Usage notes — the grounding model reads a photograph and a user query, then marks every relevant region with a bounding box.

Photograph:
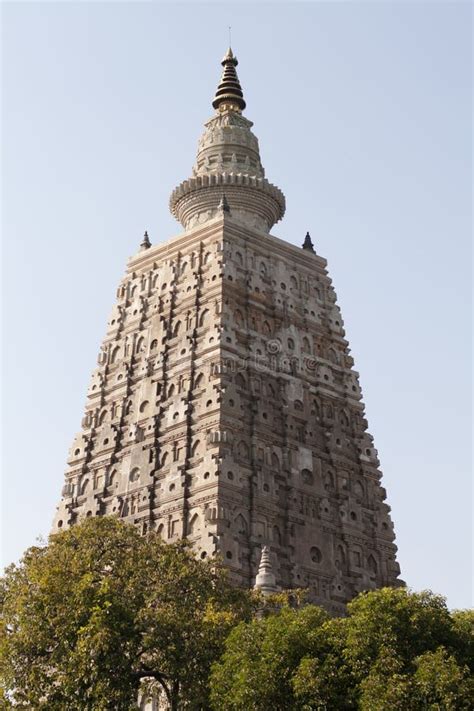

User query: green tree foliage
[345,588,473,710]
[451,608,474,668]
[290,616,356,711]
[2,523,472,710]
[0,517,252,710]
[210,605,348,711]
[210,588,473,711]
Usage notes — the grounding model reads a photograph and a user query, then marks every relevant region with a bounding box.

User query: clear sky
[2,1,472,609]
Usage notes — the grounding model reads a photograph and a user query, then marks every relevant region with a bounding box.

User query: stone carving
[53,216,402,612]
[52,49,401,615]
[254,546,278,596]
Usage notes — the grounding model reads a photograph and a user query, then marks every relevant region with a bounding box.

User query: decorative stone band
[169,171,286,233]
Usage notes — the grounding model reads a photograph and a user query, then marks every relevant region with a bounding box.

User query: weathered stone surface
[53,213,400,614]
[53,49,401,616]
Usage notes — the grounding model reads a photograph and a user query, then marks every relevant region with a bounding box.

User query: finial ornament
[140,230,151,251]
[212,47,246,112]
[302,231,316,253]
[169,49,285,232]
[218,193,230,214]
[254,545,278,596]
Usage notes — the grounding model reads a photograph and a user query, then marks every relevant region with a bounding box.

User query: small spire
[218,193,230,214]
[212,48,246,112]
[254,546,278,596]
[302,231,315,253]
[140,230,151,251]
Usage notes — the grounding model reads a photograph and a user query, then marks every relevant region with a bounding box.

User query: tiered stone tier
[169,49,285,233]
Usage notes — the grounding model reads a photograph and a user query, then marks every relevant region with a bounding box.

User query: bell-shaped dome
[169,49,285,233]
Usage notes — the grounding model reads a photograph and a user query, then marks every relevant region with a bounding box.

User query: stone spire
[53,42,402,616]
[140,230,151,251]
[254,546,278,596]
[169,49,285,233]
[302,231,315,253]
[212,48,246,113]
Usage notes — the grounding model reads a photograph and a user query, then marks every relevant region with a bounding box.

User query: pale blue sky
[2,1,472,609]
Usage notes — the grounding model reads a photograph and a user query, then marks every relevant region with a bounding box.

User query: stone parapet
[170,174,285,232]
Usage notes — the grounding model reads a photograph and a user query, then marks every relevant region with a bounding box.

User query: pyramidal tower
[53,49,401,613]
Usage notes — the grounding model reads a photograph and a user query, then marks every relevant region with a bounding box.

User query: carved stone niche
[61,481,74,499]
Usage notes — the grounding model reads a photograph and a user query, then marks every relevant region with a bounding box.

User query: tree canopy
[1,518,472,710]
[0,517,252,710]
[210,587,473,711]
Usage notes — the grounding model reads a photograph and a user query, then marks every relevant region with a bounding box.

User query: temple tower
[53,48,401,614]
